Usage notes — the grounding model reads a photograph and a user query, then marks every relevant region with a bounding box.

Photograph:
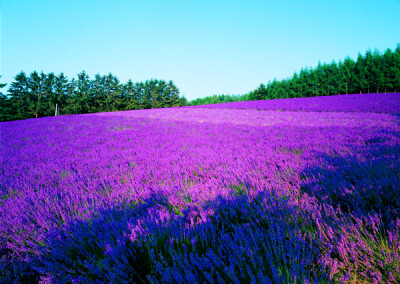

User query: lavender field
[1,93,400,283]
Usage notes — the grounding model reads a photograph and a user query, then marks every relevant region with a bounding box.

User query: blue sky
[1,0,400,100]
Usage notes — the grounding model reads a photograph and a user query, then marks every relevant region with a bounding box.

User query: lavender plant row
[1,93,400,283]
[189,93,400,114]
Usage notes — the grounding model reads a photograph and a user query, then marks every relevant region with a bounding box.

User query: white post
[55,104,58,116]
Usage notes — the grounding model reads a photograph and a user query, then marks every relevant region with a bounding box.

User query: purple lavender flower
[0,93,399,282]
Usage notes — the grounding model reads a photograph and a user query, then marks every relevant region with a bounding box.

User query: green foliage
[248,83,267,100]
[0,72,183,121]
[0,76,13,121]
[2,44,399,121]
[231,183,247,197]
[188,93,248,106]
[247,44,400,102]
[186,42,399,107]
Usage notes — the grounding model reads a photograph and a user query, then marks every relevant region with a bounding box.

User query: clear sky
[1,0,400,101]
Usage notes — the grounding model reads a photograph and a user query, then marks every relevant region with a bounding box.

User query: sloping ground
[189,93,400,114]
[1,93,400,283]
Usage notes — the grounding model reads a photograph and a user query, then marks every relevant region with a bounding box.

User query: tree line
[0,71,184,121]
[188,94,249,106]
[247,44,400,100]
[186,44,400,105]
[1,44,399,121]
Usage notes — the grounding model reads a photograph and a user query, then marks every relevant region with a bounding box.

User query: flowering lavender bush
[192,93,400,114]
[1,93,399,283]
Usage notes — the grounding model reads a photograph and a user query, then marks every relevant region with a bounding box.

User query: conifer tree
[42,73,56,117]
[7,72,29,119]
[249,83,267,100]
[393,44,400,92]
[0,76,12,121]
[26,71,47,118]
[74,71,93,114]
[55,73,74,115]
[168,80,180,107]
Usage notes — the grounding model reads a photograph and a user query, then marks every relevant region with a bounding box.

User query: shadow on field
[4,129,400,282]
[392,113,400,122]
[5,139,400,282]
[0,241,40,283]
[9,188,327,283]
[299,141,400,224]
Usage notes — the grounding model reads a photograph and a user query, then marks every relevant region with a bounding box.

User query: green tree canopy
[1,71,183,121]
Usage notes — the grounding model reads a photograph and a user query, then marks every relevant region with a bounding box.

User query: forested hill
[0,72,185,122]
[188,44,400,106]
[1,45,399,120]
[188,94,249,106]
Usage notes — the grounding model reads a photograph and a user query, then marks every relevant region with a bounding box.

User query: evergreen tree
[313,62,324,96]
[364,50,374,93]
[142,80,154,109]
[289,73,300,98]
[249,83,267,100]
[135,81,146,109]
[7,72,30,120]
[162,81,173,108]
[370,50,384,93]
[0,77,6,91]
[268,80,280,99]
[168,80,181,107]
[53,73,74,115]
[324,61,338,95]
[122,80,139,110]
[42,73,56,117]
[393,44,400,92]
[26,71,47,118]
[179,96,188,106]
[104,73,122,112]
[92,74,105,112]
[299,68,312,97]
[353,53,368,94]
[73,71,93,114]
[151,79,165,109]
[382,48,394,93]
[279,79,290,98]
[0,76,12,121]
[127,81,139,109]
[340,57,355,94]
